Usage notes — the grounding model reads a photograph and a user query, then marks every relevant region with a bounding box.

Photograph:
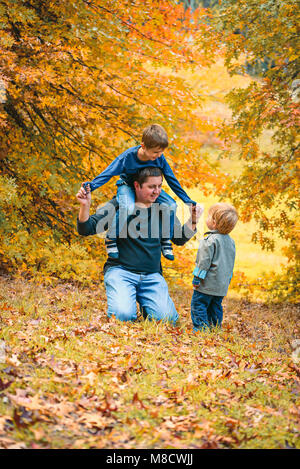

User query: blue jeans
[107,182,177,239]
[191,290,224,331]
[104,266,178,324]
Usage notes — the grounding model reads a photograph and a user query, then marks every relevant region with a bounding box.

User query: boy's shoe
[105,238,119,259]
[161,240,174,261]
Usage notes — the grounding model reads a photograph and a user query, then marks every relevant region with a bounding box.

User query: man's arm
[172,204,203,245]
[76,183,117,236]
[77,183,91,223]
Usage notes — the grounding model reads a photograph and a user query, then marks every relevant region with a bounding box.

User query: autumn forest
[0,0,299,450]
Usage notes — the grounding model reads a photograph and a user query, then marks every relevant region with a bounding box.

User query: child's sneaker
[161,240,174,261]
[105,238,119,259]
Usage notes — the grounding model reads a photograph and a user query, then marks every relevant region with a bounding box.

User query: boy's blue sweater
[86,145,196,205]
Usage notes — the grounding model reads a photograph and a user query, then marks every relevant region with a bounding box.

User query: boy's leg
[104,267,138,322]
[160,239,174,261]
[156,190,177,236]
[156,190,177,261]
[207,296,224,328]
[105,183,135,258]
[191,290,212,331]
[136,273,179,325]
[117,184,136,237]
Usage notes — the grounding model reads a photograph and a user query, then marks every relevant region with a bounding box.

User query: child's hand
[192,276,201,287]
[76,183,91,206]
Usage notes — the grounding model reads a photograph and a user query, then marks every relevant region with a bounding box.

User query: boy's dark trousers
[191,290,224,331]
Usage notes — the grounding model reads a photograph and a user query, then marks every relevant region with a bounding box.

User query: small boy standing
[191,203,238,331]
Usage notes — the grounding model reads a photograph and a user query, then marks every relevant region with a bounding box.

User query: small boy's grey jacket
[194,230,236,297]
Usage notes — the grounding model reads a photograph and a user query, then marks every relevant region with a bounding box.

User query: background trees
[0,0,298,302]
[215,0,299,302]
[0,0,218,281]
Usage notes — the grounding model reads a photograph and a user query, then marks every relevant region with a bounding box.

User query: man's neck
[135,199,152,209]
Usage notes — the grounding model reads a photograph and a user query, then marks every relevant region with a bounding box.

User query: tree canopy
[0,0,298,301]
[0,0,219,279]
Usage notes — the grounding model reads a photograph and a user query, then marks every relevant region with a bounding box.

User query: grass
[0,275,299,449]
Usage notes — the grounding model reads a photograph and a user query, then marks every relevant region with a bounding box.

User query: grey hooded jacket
[193,230,236,297]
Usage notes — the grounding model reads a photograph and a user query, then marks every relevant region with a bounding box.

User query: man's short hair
[133,167,163,186]
[142,124,168,149]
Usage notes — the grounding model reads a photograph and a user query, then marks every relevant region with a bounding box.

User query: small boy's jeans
[107,181,177,240]
[191,290,224,331]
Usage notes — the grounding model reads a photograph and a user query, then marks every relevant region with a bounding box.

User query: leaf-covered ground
[0,275,299,449]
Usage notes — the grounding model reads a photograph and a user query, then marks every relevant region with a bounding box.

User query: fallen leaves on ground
[0,276,299,449]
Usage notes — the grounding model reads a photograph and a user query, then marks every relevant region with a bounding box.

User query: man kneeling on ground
[76,167,201,324]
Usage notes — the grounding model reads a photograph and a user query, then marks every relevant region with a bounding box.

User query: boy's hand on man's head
[76,183,91,206]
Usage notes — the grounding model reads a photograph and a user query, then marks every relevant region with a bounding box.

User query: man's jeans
[191,290,224,331]
[104,266,178,324]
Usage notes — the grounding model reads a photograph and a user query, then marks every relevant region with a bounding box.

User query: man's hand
[76,183,91,207]
[77,183,91,223]
[189,203,203,228]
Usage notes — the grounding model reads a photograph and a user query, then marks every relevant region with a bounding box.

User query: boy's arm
[192,268,207,286]
[85,155,124,192]
[162,157,196,205]
[192,237,215,283]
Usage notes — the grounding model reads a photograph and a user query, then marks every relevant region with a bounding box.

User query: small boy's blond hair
[208,203,238,234]
[142,124,168,149]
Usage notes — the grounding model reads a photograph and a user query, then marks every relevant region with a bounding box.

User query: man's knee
[107,305,137,322]
[104,268,137,322]
[143,306,178,325]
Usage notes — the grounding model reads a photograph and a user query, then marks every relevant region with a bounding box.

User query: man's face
[134,176,163,205]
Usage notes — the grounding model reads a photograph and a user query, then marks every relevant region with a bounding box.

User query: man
[76,167,201,324]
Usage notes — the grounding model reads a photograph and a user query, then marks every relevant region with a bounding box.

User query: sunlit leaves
[0,0,217,276]
[215,0,300,301]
